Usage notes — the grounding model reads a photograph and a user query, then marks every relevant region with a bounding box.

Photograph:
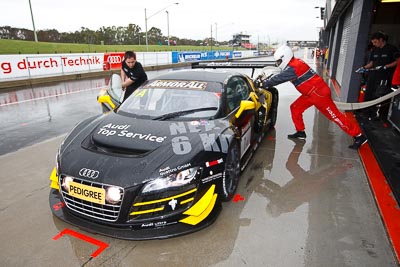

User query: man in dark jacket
[121,51,148,102]
[358,32,398,121]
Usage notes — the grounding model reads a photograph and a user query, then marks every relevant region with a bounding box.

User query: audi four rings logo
[78,168,100,179]
[107,56,122,64]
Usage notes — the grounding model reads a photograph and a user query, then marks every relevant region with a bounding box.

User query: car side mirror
[235,100,256,118]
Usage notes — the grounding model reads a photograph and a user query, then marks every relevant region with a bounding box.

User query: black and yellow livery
[49,67,278,240]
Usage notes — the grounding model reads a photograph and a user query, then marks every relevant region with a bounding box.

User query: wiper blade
[152,107,218,121]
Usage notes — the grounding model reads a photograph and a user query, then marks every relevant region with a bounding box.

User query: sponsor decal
[241,121,252,157]
[169,121,217,135]
[140,221,168,229]
[144,80,207,90]
[169,199,178,210]
[106,55,122,64]
[326,107,344,127]
[190,120,211,126]
[68,181,105,205]
[168,121,232,155]
[159,163,192,176]
[205,158,224,167]
[97,123,166,143]
[201,173,222,183]
[78,168,100,179]
[103,52,125,70]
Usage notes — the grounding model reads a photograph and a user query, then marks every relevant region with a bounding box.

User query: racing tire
[268,87,279,128]
[221,140,241,202]
[256,106,267,134]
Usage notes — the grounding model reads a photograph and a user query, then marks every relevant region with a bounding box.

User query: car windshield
[118,87,220,119]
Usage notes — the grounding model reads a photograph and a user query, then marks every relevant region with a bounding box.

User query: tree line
[0,24,224,46]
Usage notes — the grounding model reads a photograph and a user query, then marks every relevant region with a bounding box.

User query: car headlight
[61,176,74,192]
[142,167,199,194]
[105,186,123,204]
[55,151,60,176]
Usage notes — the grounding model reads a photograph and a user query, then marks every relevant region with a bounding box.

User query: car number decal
[241,121,252,158]
[68,181,105,205]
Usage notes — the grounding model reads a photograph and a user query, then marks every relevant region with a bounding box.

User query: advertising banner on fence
[0,50,256,82]
[172,51,232,63]
[0,53,104,80]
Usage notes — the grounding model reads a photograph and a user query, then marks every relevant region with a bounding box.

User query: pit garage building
[319,0,399,102]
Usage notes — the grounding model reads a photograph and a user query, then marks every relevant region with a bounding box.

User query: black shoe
[287,131,306,139]
[348,134,367,149]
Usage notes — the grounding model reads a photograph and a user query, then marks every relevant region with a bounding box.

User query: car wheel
[221,140,241,202]
[256,106,267,133]
[268,87,279,128]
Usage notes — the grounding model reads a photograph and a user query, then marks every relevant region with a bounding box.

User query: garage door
[336,6,352,86]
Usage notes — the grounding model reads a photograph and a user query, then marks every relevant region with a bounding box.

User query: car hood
[59,112,232,187]
[92,114,170,153]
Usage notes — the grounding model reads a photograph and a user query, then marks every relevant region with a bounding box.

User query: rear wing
[191,61,276,77]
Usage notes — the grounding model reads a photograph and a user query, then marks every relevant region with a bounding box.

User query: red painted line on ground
[359,144,400,262]
[52,228,109,258]
[346,112,400,263]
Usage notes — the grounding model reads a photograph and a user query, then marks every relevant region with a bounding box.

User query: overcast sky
[1,0,325,44]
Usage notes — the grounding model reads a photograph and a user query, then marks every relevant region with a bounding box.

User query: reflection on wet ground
[0,78,106,106]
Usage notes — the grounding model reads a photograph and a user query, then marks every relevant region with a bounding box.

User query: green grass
[0,39,238,55]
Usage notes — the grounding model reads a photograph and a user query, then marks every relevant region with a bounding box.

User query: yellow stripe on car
[133,188,197,206]
[130,207,164,216]
[179,184,217,225]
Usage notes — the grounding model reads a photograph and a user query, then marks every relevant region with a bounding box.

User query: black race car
[49,66,279,240]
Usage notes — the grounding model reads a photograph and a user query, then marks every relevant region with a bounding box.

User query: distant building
[229,33,256,49]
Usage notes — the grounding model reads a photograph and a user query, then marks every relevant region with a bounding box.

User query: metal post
[145,3,179,52]
[166,11,170,46]
[28,0,38,42]
[145,8,148,52]
[215,23,217,44]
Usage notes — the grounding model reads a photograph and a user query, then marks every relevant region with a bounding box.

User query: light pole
[145,3,179,51]
[166,11,170,46]
[28,0,38,42]
[215,23,217,44]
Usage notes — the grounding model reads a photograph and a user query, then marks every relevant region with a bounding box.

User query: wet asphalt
[0,54,397,266]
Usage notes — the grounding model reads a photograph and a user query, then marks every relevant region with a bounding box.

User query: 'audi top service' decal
[97,123,167,143]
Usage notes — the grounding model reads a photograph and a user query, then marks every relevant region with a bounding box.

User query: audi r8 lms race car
[49,65,279,240]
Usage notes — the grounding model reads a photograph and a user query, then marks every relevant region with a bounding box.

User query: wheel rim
[257,108,266,132]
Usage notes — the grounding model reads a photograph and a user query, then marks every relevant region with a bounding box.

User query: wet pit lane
[0,57,397,266]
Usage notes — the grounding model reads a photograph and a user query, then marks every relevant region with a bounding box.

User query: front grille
[59,176,124,222]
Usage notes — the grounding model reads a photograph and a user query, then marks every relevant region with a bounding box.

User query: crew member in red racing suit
[255,45,367,149]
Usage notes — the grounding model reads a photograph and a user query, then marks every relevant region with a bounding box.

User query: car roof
[152,69,245,83]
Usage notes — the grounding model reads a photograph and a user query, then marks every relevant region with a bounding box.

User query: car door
[226,76,255,158]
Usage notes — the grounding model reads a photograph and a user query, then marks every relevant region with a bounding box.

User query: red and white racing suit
[261,57,362,137]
